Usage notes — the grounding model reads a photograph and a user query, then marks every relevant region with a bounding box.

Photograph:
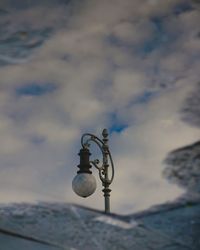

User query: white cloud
[112,20,154,45]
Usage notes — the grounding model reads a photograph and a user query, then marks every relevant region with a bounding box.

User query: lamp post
[72,129,115,213]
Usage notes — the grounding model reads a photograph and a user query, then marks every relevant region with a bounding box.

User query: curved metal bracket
[81,131,114,185]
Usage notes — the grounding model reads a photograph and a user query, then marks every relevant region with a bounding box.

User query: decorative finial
[102,128,108,138]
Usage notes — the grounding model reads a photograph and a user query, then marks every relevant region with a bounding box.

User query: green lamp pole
[72,129,115,213]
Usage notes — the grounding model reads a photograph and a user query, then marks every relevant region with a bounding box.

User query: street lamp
[72,129,115,213]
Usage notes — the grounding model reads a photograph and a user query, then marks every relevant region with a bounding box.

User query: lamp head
[72,147,96,198]
[77,147,92,174]
[72,173,96,198]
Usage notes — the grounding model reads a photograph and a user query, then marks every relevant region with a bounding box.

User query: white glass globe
[72,173,97,198]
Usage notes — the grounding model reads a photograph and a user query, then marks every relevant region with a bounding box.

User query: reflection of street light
[72,129,115,213]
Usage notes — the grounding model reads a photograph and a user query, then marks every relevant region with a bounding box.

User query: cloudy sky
[0,0,199,214]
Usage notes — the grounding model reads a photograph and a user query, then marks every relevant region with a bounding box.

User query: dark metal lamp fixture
[72,129,115,213]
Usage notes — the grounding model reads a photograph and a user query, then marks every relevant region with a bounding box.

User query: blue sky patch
[109,113,128,134]
[142,16,168,54]
[124,90,158,109]
[16,83,57,96]
[134,91,156,104]
[173,1,193,15]
[109,123,128,133]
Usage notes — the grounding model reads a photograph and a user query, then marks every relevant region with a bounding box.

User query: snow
[0,200,199,250]
[93,215,138,229]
